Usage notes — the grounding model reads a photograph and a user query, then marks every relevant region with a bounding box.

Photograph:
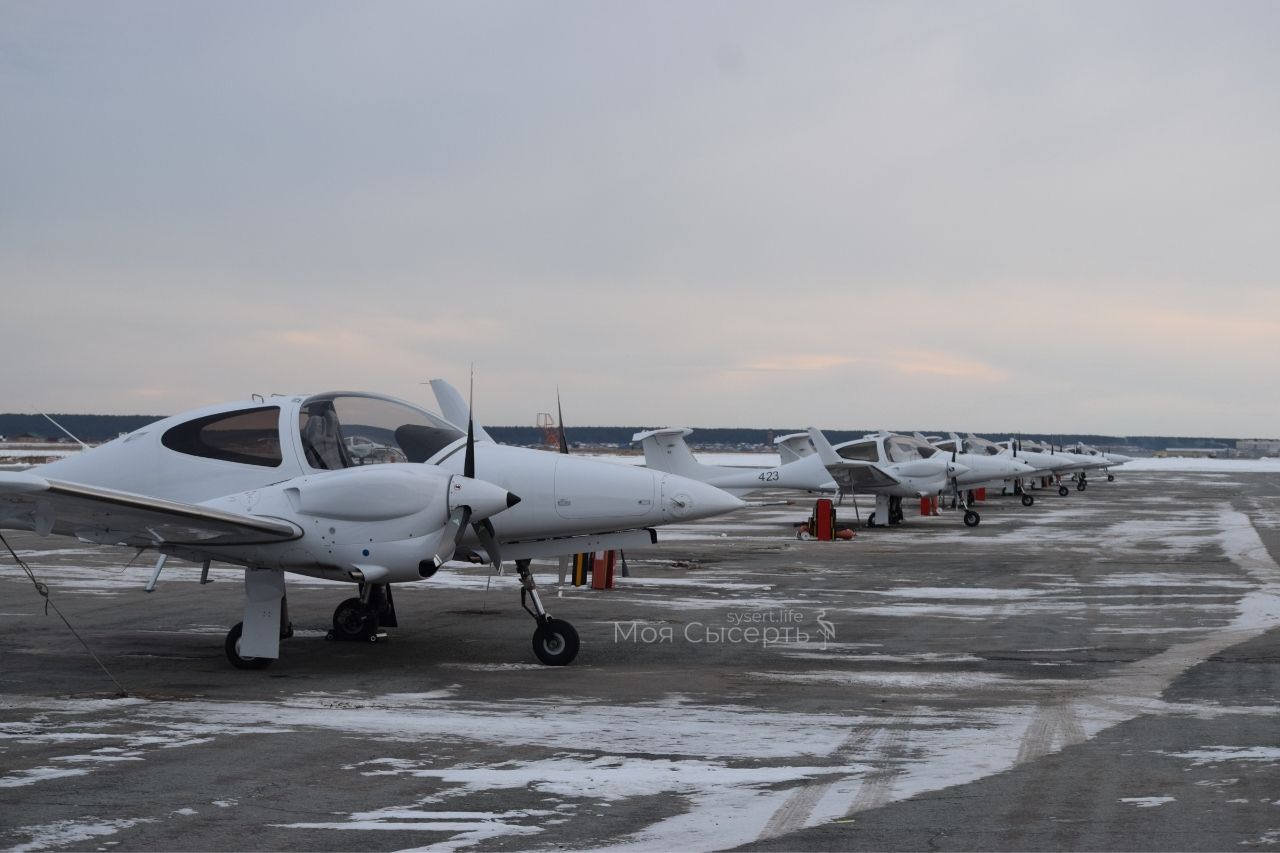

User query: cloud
[3,2,1280,436]
[731,355,859,373]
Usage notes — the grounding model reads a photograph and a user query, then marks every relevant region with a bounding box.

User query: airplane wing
[818,462,901,492]
[0,472,301,549]
[804,428,902,492]
[458,528,658,563]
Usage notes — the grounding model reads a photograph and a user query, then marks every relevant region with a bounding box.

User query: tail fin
[773,432,816,465]
[631,428,706,478]
[428,379,494,443]
[806,427,844,467]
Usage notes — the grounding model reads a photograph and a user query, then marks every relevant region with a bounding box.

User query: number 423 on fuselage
[0,383,743,669]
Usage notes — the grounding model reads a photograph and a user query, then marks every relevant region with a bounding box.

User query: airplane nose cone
[660,474,745,521]
[948,462,971,479]
[449,476,518,521]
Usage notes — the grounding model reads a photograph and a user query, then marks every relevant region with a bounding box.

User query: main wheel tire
[332,597,379,642]
[866,512,877,528]
[1107,473,1115,482]
[963,509,980,527]
[225,622,272,670]
[1077,480,1087,491]
[1058,485,1070,496]
[1021,494,1035,507]
[532,618,580,666]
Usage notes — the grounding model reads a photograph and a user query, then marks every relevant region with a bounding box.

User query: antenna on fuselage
[35,409,90,450]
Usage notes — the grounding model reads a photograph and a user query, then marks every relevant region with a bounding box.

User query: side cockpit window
[161,406,283,467]
[299,401,353,470]
[837,441,879,463]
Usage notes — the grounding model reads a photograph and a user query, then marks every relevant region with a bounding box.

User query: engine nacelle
[200,463,506,581]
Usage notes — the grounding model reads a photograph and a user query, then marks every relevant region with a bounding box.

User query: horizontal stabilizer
[631,427,694,443]
[633,427,705,479]
[773,432,815,465]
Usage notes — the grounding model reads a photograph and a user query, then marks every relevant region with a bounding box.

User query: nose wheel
[1021,493,1035,507]
[963,509,980,527]
[1058,485,1070,496]
[532,618,580,666]
[516,559,580,666]
[329,597,379,641]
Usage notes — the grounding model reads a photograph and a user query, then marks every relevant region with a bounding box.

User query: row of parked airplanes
[633,425,1133,527]
[0,381,1131,671]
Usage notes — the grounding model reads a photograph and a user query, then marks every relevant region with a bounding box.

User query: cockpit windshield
[298,393,465,470]
[958,436,1000,456]
[836,440,880,462]
[884,436,939,463]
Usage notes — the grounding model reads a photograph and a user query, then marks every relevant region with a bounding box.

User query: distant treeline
[0,414,164,443]
[0,413,1243,452]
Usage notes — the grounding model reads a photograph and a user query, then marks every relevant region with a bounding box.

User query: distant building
[1238,439,1280,456]
[1156,447,1226,458]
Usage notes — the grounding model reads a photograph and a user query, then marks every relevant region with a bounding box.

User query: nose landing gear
[517,558,580,666]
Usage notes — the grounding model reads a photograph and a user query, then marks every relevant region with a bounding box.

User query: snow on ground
[5,475,1280,851]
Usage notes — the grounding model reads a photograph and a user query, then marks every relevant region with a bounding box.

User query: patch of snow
[1120,796,1176,807]
[1169,747,1280,766]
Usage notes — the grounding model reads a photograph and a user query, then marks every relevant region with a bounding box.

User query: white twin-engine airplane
[0,384,743,669]
[631,427,838,497]
[780,429,1028,528]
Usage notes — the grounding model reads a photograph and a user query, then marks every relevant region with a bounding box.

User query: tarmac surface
[2,469,1279,851]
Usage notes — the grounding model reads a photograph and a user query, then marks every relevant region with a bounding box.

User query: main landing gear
[226,622,273,670]
[1077,473,1088,492]
[867,495,904,528]
[225,568,290,669]
[517,558,579,665]
[226,566,581,668]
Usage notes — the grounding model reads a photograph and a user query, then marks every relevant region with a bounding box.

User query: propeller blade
[474,517,503,569]
[465,372,476,479]
[556,386,569,455]
[428,505,472,570]
[457,371,510,571]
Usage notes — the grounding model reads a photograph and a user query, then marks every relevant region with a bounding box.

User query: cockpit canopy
[836,435,942,464]
[883,435,940,463]
[298,393,464,470]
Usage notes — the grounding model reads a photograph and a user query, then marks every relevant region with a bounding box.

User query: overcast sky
[4,1,1278,436]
